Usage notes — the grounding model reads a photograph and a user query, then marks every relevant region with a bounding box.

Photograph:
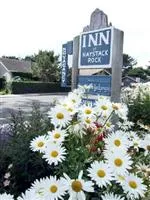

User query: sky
[0,0,149,66]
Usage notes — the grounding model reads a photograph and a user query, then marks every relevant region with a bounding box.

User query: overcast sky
[0,0,149,66]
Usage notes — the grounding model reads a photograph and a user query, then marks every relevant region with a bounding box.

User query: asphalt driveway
[0,93,67,124]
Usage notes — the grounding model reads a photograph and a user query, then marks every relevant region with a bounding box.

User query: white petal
[83,181,94,192]
[78,170,83,179]
[63,173,71,182]
[77,191,86,200]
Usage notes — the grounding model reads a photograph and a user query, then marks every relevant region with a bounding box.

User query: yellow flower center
[85,118,91,124]
[118,175,125,181]
[85,109,92,115]
[71,180,82,192]
[134,142,139,147]
[129,181,138,189]
[101,105,108,110]
[146,145,150,151]
[114,139,121,147]
[51,151,58,158]
[97,169,106,178]
[50,185,58,193]
[112,104,120,110]
[72,99,76,103]
[37,141,44,147]
[56,113,64,119]
[106,122,111,127]
[114,158,123,167]
[54,133,61,139]
[68,108,73,112]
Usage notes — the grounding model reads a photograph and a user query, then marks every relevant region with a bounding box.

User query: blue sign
[78,75,111,96]
[79,27,113,68]
[61,44,68,87]
[61,41,73,87]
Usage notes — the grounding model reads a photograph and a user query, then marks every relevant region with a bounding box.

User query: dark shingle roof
[0,58,31,73]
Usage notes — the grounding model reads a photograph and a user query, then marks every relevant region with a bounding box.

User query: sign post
[78,27,123,102]
[111,28,123,102]
[71,36,80,90]
[62,27,123,103]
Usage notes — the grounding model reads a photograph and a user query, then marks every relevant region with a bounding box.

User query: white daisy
[30,135,48,153]
[104,131,129,152]
[42,176,68,200]
[127,131,137,140]
[112,102,121,111]
[87,161,113,188]
[104,121,114,131]
[129,134,141,150]
[140,134,150,156]
[48,105,72,128]
[43,143,66,165]
[95,98,112,117]
[118,121,134,131]
[67,92,82,106]
[79,105,95,118]
[30,177,46,199]
[67,122,86,137]
[78,84,93,94]
[136,163,150,175]
[122,174,147,199]
[106,150,133,175]
[65,103,77,115]
[63,171,94,200]
[81,115,97,128]
[17,190,36,200]
[47,128,68,144]
[114,174,126,185]
[0,193,14,200]
[112,103,128,120]
[101,192,125,200]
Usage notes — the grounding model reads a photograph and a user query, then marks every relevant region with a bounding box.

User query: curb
[0,93,68,98]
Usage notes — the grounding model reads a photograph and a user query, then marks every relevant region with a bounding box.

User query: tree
[123,54,137,77]
[31,50,60,82]
[128,67,148,80]
[123,54,137,69]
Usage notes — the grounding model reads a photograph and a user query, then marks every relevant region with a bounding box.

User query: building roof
[93,69,111,75]
[0,58,32,73]
[122,76,138,82]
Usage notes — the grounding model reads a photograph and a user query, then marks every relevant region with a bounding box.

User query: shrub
[0,103,54,197]
[1,87,150,200]
[10,81,71,94]
[122,82,150,127]
[0,77,6,90]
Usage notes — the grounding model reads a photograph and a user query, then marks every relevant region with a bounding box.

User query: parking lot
[0,93,67,124]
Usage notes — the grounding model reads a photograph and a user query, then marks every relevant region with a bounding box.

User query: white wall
[0,62,12,82]
[3,72,12,82]
[0,63,7,77]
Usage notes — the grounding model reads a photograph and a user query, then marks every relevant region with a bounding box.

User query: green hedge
[11,81,71,94]
[0,77,6,89]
